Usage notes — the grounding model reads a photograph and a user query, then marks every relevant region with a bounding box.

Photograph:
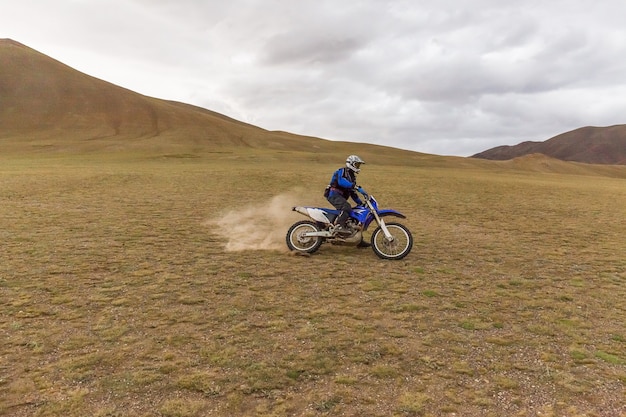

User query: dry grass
[1,151,625,417]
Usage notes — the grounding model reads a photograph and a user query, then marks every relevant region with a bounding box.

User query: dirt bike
[286,187,413,260]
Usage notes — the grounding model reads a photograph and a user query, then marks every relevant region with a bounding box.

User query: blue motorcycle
[286,188,413,260]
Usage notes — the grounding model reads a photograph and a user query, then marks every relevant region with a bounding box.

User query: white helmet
[346,155,365,173]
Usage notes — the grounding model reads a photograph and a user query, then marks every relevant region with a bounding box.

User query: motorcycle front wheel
[286,220,324,254]
[371,222,413,260]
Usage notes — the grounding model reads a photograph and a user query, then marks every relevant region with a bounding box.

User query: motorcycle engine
[331,220,363,245]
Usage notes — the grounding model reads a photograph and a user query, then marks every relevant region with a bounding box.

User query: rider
[326,155,365,235]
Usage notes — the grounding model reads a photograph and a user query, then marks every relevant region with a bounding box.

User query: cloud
[262,33,364,66]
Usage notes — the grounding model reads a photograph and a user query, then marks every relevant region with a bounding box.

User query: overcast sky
[2,0,626,156]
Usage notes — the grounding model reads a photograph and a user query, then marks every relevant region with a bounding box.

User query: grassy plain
[1,151,625,417]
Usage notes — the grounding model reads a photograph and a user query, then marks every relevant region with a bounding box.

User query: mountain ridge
[2,39,626,176]
[472,125,626,165]
[0,39,349,154]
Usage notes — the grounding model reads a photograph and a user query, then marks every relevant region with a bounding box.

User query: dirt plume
[208,191,308,251]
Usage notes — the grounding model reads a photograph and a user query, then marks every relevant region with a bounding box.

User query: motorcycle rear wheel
[286,220,324,254]
[371,222,413,260]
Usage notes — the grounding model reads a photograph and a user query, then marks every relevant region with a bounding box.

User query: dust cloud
[207,191,310,252]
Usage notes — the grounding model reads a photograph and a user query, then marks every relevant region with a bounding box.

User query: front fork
[368,204,394,241]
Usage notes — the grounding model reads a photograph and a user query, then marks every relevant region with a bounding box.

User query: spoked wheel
[370,222,413,260]
[286,220,323,254]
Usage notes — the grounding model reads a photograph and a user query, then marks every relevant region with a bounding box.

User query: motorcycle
[286,187,413,260]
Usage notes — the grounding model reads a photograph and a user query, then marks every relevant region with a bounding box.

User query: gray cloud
[2,0,626,156]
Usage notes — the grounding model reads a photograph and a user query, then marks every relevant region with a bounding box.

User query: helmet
[346,155,365,173]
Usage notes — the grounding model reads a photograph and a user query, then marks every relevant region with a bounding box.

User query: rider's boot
[335,224,352,236]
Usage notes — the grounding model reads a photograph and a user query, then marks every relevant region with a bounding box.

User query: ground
[1,152,625,416]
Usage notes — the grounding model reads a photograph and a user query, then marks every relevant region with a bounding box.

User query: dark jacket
[328,167,362,204]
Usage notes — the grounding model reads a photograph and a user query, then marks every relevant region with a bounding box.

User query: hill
[0,39,382,157]
[3,39,626,179]
[472,125,626,165]
[1,38,441,168]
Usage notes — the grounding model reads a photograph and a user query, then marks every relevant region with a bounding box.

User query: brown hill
[3,38,626,179]
[488,153,626,177]
[471,125,626,165]
[0,39,377,156]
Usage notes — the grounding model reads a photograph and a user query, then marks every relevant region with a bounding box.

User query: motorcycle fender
[379,209,406,219]
[293,206,332,224]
